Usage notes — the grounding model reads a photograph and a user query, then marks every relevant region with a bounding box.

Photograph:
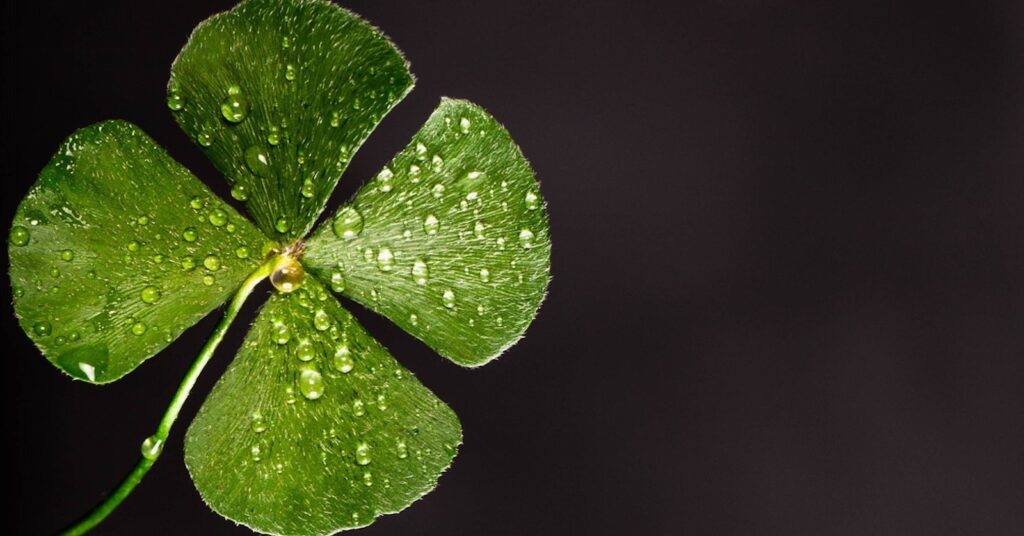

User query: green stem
[61,259,277,536]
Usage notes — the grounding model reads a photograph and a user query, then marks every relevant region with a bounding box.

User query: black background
[4,1,1024,534]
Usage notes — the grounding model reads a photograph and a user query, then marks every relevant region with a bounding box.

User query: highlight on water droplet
[140,286,161,304]
[220,85,250,123]
[411,258,429,285]
[331,207,363,240]
[298,368,324,400]
[140,435,164,460]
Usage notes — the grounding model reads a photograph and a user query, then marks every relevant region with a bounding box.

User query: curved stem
[61,259,276,536]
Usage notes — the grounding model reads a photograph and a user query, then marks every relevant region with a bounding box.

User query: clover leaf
[7,1,550,535]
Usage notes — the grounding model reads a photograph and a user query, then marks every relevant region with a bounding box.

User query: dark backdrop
[4,1,1023,534]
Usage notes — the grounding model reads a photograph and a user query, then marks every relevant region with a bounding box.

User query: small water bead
[10,226,30,246]
[431,154,444,171]
[203,255,221,271]
[251,416,267,433]
[333,345,354,373]
[474,221,486,239]
[140,286,161,304]
[131,322,147,336]
[329,272,346,293]
[376,167,394,193]
[442,289,456,309]
[197,131,213,147]
[363,248,374,262]
[431,183,445,199]
[182,227,198,242]
[477,304,487,316]
[33,321,52,337]
[411,259,429,285]
[60,249,75,262]
[397,440,409,459]
[525,191,540,210]
[466,170,484,181]
[270,256,305,292]
[459,117,471,133]
[220,85,250,123]
[415,142,428,159]
[203,275,215,286]
[190,196,204,210]
[140,435,164,460]
[127,241,140,252]
[479,267,491,282]
[274,217,290,234]
[166,90,184,111]
[272,322,291,345]
[244,146,272,177]
[422,214,440,235]
[285,63,297,81]
[230,184,249,201]
[301,178,316,198]
[181,257,196,270]
[408,164,421,182]
[235,246,250,259]
[330,111,341,128]
[313,309,331,331]
[376,247,395,272]
[355,442,372,466]
[352,399,366,417]
[296,340,315,362]
[331,207,363,240]
[376,394,388,411]
[519,228,536,249]
[496,237,507,250]
[466,191,479,202]
[208,208,228,227]
[267,126,281,146]
[363,471,373,486]
[251,445,263,462]
[298,368,324,400]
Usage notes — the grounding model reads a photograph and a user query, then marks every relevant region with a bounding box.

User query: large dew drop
[270,256,304,293]
[298,368,324,400]
[331,207,364,240]
[220,85,249,123]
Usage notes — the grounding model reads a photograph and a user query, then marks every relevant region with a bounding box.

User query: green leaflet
[168,0,414,241]
[186,277,461,535]
[8,120,266,383]
[304,99,551,366]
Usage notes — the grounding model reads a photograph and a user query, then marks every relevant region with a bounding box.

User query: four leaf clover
[8,0,550,534]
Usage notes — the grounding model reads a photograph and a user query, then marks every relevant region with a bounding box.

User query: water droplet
[251,444,263,462]
[33,321,52,337]
[10,226,30,246]
[166,90,184,111]
[313,309,331,331]
[197,131,213,147]
[442,289,456,309]
[131,321,147,336]
[285,63,297,81]
[267,125,281,146]
[230,184,249,201]
[329,272,346,293]
[141,435,164,460]
[376,394,388,411]
[496,237,507,250]
[127,241,140,252]
[353,398,365,416]
[415,142,428,159]
[330,110,342,128]
[459,117,471,133]
[251,415,267,433]
[423,214,440,235]
[203,275,215,286]
[296,339,315,362]
[332,345,354,373]
[479,267,491,282]
[408,164,421,182]
[411,258,429,285]
[376,247,395,272]
[244,146,271,177]
[274,216,290,234]
[397,440,409,459]
[182,227,198,242]
[363,471,373,486]
[363,248,374,262]
[477,304,487,316]
[409,313,419,326]
[235,246,250,259]
[355,442,372,465]
[474,221,486,239]
[203,255,221,271]
[431,154,444,171]
[220,85,249,123]
[466,170,484,181]
[519,228,536,249]
[60,249,75,262]
[272,322,291,345]
[141,286,161,304]
[376,167,393,192]
[525,190,540,210]
[270,256,305,292]
[296,368,323,397]
[301,178,315,198]
[331,207,363,240]
[431,183,445,199]
[208,208,227,227]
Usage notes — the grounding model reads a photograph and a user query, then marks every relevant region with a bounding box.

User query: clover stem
[61,258,277,536]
